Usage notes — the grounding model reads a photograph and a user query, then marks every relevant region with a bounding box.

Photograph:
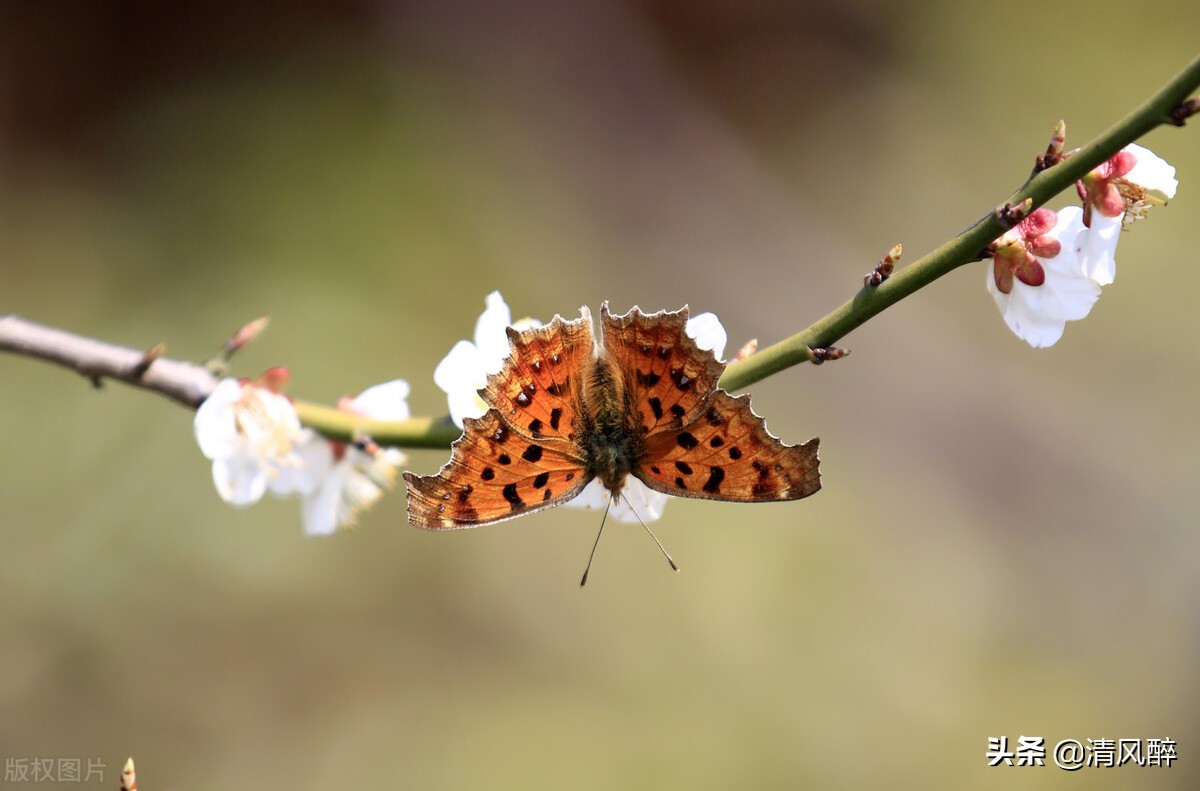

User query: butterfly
[404,303,821,540]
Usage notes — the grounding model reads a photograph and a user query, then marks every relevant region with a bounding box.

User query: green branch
[292,401,462,448]
[307,53,1198,446]
[717,53,1200,392]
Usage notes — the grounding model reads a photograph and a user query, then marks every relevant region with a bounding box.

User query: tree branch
[718,52,1200,392]
[0,315,219,408]
[3,55,1197,448]
[0,315,461,447]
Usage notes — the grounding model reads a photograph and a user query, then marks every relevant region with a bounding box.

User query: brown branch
[0,315,219,408]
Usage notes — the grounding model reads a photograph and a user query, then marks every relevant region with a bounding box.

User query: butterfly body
[578,353,643,498]
[405,303,820,529]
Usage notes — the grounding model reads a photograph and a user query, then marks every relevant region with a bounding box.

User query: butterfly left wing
[481,308,594,445]
[635,389,820,502]
[404,409,593,529]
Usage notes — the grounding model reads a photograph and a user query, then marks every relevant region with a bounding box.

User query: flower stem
[718,53,1200,393]
[293,401,462,448]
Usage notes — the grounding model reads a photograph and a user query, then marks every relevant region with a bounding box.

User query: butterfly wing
[602,302,820,503]
[635,390,820,502]
[480,308,594,445]
[600,303,725,434]
[405,409,593,529]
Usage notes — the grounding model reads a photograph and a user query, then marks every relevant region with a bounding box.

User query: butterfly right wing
[404,409,593,529]
[600,303,726,435]
[634,390,820,503]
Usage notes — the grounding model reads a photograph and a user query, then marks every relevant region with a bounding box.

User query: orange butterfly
[404,303,821,563]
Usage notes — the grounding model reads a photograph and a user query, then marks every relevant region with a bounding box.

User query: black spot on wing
[502,483,525,510]
[669,368,693,391]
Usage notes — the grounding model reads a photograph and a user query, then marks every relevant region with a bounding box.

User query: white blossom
[194,376,305,506]
[278,380,411,536]
[1075,143,1179,286]
[986,207,1100,348]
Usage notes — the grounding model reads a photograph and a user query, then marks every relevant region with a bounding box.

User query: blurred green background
[2,1,1198,788]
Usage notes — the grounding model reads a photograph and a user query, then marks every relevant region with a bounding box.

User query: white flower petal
[269,430,333,497]
[258,389,303,434]
[1039,270,1102,323]
[450,389,488,428]
[193,379,244,459]
[685,312,728,361]
[437,294,549,427]
[212,454,268,507]
[1073,209,1121,286]
[565,479,611,511]
[1125,143,1178,199]
[434,340,486,394]
[351,379,411,421]
[1000,283,1067,348]
[565,477,669,523]
[474,291,515,369]
[435,341,489,428]
[301,464,349,536]
[1013,313,1066,348]
[295,442,405,536]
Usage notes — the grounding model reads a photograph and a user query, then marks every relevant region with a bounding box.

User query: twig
[718,53,1200,392]
[0,315,218,408]
[0,314,461,448]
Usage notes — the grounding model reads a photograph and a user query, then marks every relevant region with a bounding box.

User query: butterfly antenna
[580,497,612,587]
[621,493,679,574]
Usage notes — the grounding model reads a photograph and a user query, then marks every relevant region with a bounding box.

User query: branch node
[208,316,271,375]
[1032,120,1067,175]
[995,198,1033,229]
[731,338,758,363]
[809,346,850,365]
[865,243,903,287]
[130,342,166,378]
[1168,96,1199,126]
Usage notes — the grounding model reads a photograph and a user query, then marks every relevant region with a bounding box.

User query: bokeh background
[2,1,1198,788]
